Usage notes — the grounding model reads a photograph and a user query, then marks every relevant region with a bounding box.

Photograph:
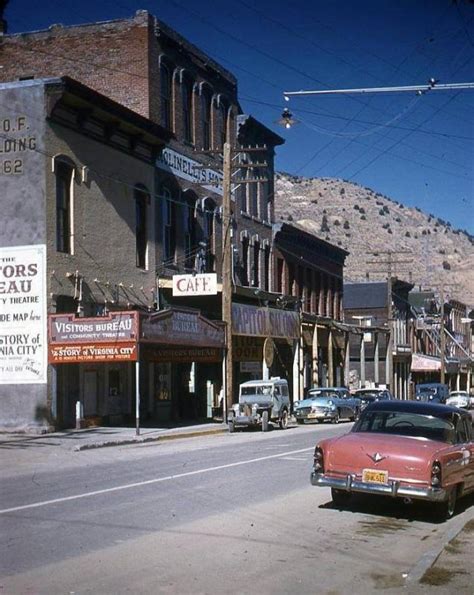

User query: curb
[406,508,474,585]
[73,426,228,451]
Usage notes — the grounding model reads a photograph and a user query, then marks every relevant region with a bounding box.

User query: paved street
[1,421,473,594]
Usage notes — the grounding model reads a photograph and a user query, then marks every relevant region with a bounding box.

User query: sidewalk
[0,419,229,452]
[410,515,474,593]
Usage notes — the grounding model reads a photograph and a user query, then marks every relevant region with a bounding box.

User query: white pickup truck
[228,377,290,432]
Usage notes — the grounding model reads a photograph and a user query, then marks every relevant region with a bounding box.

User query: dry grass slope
[275,173,474,306]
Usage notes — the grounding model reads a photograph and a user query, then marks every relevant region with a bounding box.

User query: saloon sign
[232,303,299,339]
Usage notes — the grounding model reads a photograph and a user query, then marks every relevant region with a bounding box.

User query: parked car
[310,400,474,520]
[415,383,449,404]
[293,387,361,425]
[353,388,394,411]
[447,391,472,410]
[228,378,290,432]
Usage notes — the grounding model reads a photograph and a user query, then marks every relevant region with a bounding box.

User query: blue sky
[5,0,474,233]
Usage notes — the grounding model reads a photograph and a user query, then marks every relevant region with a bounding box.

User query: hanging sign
[172,273,217,296]
[263,337,274,368]
[232,303,299,339]
[156,147,223,195]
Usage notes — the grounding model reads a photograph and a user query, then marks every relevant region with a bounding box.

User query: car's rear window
[353,410,455,443]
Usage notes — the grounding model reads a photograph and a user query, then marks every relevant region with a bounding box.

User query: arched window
[203,198,216,272]
[162,186,177,265]
[54,156,75,254]
[252,239,260,288]
[135,185,149,269]
[182,75,194,143]
[219,100,228,148]
[160,62,172,130]
[242,237,249,287]
[263,245,270,292]
[183,191,198,270]
[201,88,212,150]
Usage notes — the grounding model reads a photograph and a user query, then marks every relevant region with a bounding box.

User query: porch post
[360,333,366,388]
[374,332,379,385]
[344,331,350,388]
[328,328,334,386]
[312,323,319,386]
[135,360,140,436]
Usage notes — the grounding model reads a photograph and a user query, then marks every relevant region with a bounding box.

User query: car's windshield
[357,394,377,401]
[416,387,436,395]
[308,390,337,399]
[353,410,456,443]
[241,385,272,396]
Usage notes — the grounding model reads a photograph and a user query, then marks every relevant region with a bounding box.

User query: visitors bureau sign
[0,245,47,384]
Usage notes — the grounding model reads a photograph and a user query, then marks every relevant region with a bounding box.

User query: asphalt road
[1,421,473,594]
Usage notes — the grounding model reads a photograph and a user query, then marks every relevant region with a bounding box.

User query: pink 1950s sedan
[311,400,474,520]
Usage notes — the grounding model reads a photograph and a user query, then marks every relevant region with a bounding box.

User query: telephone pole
[222,140,233,421]
[215,122,269,419]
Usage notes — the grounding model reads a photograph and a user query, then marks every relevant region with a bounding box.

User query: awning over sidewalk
[411,353,441,372]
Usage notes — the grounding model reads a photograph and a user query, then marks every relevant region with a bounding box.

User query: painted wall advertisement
[0,244,47,384]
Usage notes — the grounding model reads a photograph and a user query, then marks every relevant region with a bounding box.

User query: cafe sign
[232,304,299,339]
[172,273,217,296]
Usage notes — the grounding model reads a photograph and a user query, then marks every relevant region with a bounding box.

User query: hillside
[274,173,474,306]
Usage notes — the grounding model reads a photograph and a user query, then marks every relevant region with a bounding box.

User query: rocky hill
[275,173,474,307]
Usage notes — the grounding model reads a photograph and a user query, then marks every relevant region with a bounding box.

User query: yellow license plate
[362,469,388,484]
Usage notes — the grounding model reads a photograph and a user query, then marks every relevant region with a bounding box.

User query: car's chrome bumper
[310,471,447,501]
[295,412,335,421]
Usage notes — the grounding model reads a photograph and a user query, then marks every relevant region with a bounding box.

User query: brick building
[0,11,295,429]
[273,223,349,398]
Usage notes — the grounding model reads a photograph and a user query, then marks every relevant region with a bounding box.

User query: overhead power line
[284,81,474,98]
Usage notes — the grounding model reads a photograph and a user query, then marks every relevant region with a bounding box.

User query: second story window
[203,199,216,272]
[201,89,211,150]
[55,158,74,254]
[163,188,176,265]
[219,101,227,147]
[253,240,260,288]
[182,76,194,143]
[160,62,172,130]
[135,186,148,269]
[184,194,197,270]
[242,237,249,287]
[263,245,270,292]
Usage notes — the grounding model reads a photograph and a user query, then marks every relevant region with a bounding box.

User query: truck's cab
[228,378,290,432]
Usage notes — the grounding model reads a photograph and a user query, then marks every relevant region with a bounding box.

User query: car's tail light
[431,460,442,487]
[314,446,324,473]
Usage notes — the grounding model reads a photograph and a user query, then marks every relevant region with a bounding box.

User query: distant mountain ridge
[274,173,474,307]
